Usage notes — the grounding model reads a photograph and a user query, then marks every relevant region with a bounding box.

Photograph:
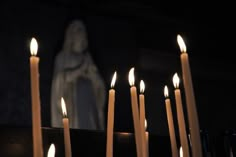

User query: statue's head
[63,20,88,53]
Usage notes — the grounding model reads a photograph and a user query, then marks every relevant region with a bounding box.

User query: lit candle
[29,37,43,157]
[164,85,178,157]
[106,71,117,157]
[139,80,147,157]
[61,97,72,157]
[128,67,142,157]
[177,35,203,157]
[173,73,190,157]
[179,146,183,157]
[145,119,149,157]
[47,143,56,157]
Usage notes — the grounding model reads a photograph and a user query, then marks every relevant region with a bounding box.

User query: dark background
[0,0,235,136]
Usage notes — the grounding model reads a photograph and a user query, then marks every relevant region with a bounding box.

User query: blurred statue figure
[51,20,106,130]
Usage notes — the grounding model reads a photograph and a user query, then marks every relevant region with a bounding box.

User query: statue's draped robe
[51,50,106,130]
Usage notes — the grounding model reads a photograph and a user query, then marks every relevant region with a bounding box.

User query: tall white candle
[61,98,72,157]
[177,35,203,157]
[164,85,178,157]
[139,80,147,157]
[173,73,190,157]
[29,37,43,157]
[129,67,142,157]
[106,71,117,157]
[145,119,149,157]
[47,143,56,157]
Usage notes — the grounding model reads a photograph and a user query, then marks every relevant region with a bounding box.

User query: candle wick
[63,114,68,118]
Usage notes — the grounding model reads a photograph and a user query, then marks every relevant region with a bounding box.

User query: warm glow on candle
[30,37,38,56]
[178,34,203,157]
[164,85,169,98]
[111,71,117,88]
[177,35,186,53]
[179,146,183,157]
[129,66,142,157]
[140,80,145,94]
[128,67,135,86]
[145,118,149,157]
[173,73,180,89]
[106,71,116,157]
[62,96,72,157]
[139,79,147,157]
[47,143,55,157]
[61,97,67,117]
[30,36,43,157]
[165,86,178,157]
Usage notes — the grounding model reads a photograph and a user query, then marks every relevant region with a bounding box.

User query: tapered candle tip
[61,97,67,117]
[177,34,187,53]
[128,67,135,86]
[30,37,38,56]
[145,119,148,130]
[111,71,117,88]
[179,146,183,157]
[164,85,169,98]
[47,143,55,157]
[173,73,180,89]
[140,80,145,93]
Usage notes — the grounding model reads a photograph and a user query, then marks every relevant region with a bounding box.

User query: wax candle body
[174,88,190,157]
[165,98,178,157]
[30,56,43,157]
[106,89,115,157]
[181,52,203,157]
[63,117,72,157]
[139,93,147,157]
[146,131,149,157]
[130,86,142,157]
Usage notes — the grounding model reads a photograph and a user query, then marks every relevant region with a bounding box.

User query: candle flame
[30,37,38,56]
[164,85,169,98]
[47,143,55,157]
[111,71,117,88]
[177,34,187,53]
[128,67,135,86]
[61,97,67,117]
[145,119,148,130]
[179,146,183,157]
[140,80,145,93]
[173,73,180,89]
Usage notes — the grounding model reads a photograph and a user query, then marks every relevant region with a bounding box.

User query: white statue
[50,20,106,130]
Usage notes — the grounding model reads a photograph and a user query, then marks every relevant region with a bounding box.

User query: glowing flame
[140,80,145,93]
[179,146,183,157]
[128,67,135,86]
[177,34,187,53]
[173,73,180,89]
[30,37,38,56]
[47,143,55,157]
[61,97,67,117]
[164,85,169,98]
[145,119,148,130]
[111,71,117,88]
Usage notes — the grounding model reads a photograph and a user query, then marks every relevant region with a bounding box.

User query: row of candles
[29,34,203,157]
[106,35,204,157]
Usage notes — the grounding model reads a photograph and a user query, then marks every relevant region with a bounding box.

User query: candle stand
[0,126,232,157]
